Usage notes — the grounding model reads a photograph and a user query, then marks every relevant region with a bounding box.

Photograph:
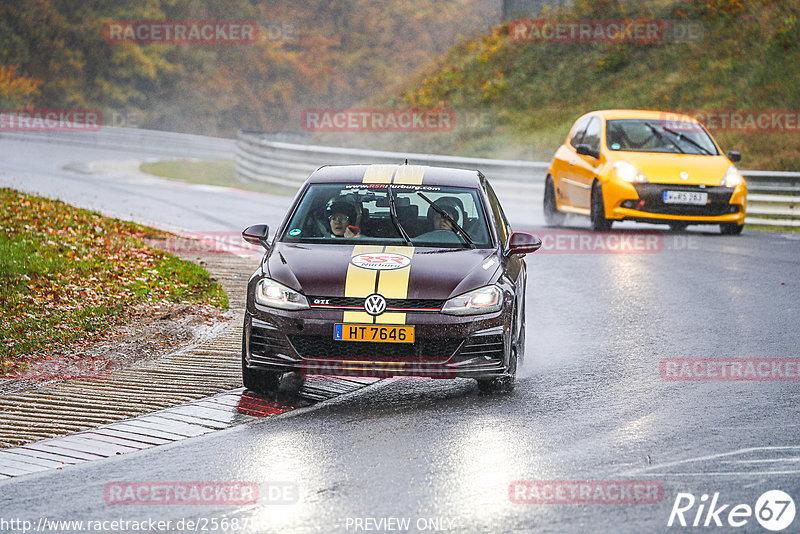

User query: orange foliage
[0,65,41,107]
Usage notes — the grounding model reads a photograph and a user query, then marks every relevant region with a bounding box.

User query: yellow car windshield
[606,119,719,155]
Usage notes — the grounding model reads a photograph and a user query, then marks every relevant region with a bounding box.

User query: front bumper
[604,181,747,225]
[243,304,512,380]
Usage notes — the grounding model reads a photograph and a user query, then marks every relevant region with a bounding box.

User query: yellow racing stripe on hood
[344,245,383,323]
[378,246,414,299]
[374,246,414,325]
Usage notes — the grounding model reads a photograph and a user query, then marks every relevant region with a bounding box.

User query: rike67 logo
[668,490,796,531]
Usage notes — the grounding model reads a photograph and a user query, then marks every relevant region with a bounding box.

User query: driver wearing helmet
[430,205,459,231]
[327,201,361,238]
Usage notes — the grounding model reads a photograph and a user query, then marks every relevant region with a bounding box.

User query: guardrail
[739,171,800,227]
[234,131,549,186]
[0,123,235,159]
[236,131,800,228]
[1,125,796,227]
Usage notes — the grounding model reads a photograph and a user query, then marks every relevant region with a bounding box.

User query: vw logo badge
[364,294,387,316]
[680,171,689,180]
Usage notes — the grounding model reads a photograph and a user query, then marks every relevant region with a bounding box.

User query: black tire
[242,328,280,394]
[242,361,280,394]
[476,379,494,393]
[720,223,744,235]
[669,222,688,232]
[543,176,566,226]
[477,347,517,394]
[516,302,526,365]
[590,181,613,232]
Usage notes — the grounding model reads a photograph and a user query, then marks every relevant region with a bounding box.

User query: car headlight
[441,285,503,316]
[255,278,309,310]
[721,166,744,188]
[613,161,648,183]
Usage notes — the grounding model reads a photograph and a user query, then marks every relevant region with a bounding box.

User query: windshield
[606,119,719,155]
[280,183,493,248]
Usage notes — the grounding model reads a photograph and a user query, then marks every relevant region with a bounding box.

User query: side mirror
[242,224,270,250]
[576,144,599,159]
[726,151,742,163]
[506,231,542,256]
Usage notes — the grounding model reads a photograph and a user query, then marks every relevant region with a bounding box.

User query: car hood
[613,153,732,186]
[266,243,499,300]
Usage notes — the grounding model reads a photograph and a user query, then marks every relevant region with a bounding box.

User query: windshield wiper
[660,125,714,155]
[387,185,413,246]
[416,192,475,248]
[645,122,684,154]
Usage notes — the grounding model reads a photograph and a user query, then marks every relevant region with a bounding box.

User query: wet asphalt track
[1,138,800,533]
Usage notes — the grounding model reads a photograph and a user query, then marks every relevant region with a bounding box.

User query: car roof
[576,109,702,123]
[306,164,484,188]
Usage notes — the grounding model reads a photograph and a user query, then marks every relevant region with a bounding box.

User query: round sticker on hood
[351,252,411,270]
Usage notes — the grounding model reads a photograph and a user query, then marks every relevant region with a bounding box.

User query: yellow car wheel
[590,182,613,232]
[543,175,565,226]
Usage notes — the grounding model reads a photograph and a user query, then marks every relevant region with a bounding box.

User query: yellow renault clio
[544,110,747,234]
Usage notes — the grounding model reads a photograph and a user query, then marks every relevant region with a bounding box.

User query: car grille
[250,327,292,356]
[308,296,444,311]
[458,334,505,361]
[287,335,462,361]
[631,184,736,216]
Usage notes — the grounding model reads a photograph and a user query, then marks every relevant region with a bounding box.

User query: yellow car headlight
[613,161,648,183]
[721,166,744,188]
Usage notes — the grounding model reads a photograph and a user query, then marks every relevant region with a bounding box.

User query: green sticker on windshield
[288,228,301,236]
[611,143,621,150]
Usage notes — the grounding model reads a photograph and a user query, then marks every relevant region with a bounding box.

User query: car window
[280,183,493,248]
[606,119,720,155]
[483,181,510,246]
[569,117,590,149]
[581,117,601,152]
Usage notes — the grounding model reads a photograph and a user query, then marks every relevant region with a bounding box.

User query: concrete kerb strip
[0,239,381,454]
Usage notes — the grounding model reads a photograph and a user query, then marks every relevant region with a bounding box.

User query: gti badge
[680,172,689,180]
[364,294,387,316]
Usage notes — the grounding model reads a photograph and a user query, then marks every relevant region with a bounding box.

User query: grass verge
[356,0,800,171]
[745,224,800,233]
[140,160,298,197]
[0,188,228,375]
